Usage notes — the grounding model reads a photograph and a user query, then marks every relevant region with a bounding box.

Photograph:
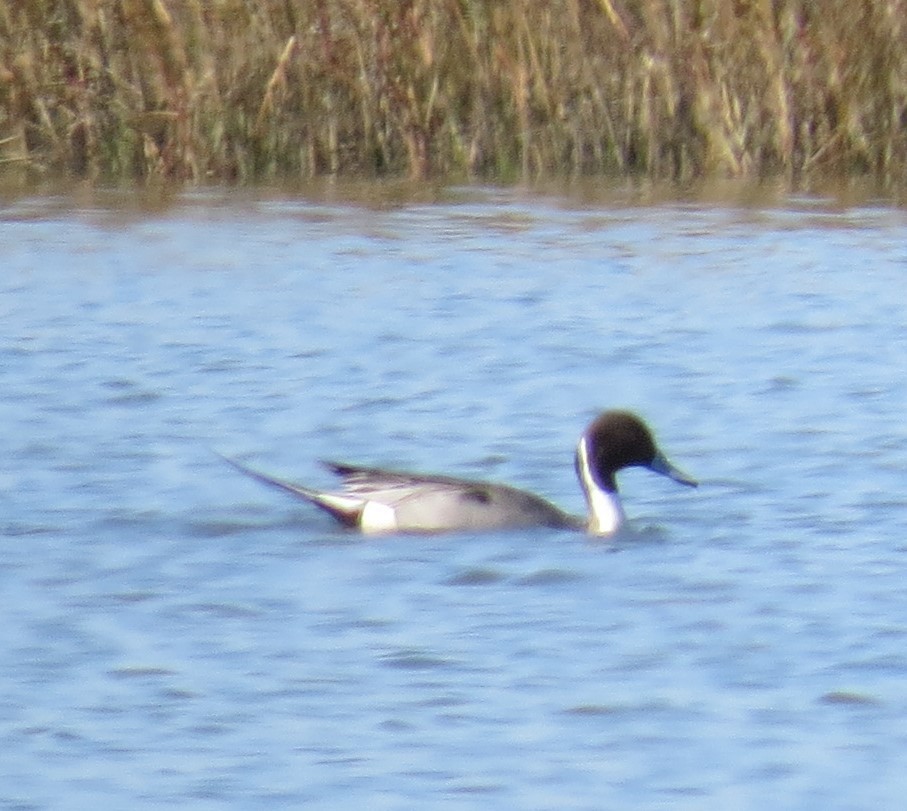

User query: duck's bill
[648,451,698,487]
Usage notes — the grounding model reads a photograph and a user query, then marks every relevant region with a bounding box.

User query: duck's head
[575,410,697,534]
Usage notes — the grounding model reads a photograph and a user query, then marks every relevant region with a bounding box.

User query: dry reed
[1,0,906,185]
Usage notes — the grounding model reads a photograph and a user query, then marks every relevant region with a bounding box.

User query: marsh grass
[2,0,906,185]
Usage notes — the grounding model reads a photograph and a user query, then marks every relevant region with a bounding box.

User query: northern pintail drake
[225,410,697,536]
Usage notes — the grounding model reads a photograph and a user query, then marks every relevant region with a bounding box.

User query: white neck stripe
[577,436,624,536]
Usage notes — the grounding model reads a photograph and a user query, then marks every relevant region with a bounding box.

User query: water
[2,186,906,809]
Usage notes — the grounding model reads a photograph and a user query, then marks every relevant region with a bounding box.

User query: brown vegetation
[1,0,906,185]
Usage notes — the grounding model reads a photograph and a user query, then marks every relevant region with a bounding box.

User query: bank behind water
[2,0,907,186]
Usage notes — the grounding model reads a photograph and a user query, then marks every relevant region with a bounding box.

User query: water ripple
[3,192,907,810]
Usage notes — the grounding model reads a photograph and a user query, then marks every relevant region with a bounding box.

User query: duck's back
[326,462,578,533]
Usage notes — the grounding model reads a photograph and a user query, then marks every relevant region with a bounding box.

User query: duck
[223,409,697,536]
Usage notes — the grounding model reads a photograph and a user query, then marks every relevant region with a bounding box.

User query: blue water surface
[1,185,906,809]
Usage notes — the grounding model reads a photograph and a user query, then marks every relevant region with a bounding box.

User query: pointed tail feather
[218,453,364,528]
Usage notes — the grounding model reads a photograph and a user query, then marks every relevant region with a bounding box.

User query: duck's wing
[322,460,489,496]
[322,461,579,531]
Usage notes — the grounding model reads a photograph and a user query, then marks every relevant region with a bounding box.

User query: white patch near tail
[576,435,624,536]
[359,500,398,534]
